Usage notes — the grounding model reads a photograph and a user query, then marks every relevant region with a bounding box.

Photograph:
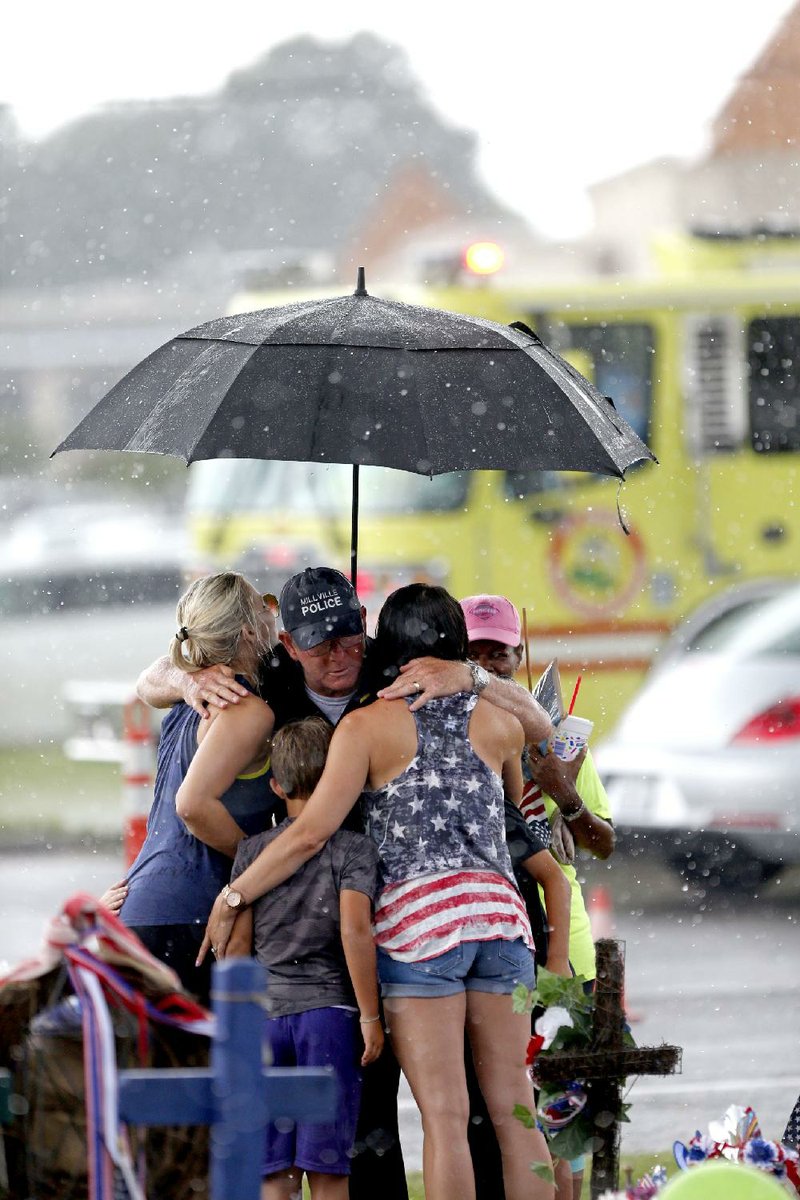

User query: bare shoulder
[339,698,402,732]
[202,691,274,740]
[474,697,524,749]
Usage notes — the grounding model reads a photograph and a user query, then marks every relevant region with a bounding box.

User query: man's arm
[525,747,615,860]
[377,657,553,744]
[136,656,250,716]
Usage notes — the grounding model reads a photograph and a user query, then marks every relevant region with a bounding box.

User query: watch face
[225,889,242,909]
[470,662,488,691]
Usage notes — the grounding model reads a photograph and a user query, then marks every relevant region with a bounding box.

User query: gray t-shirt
[233,818,380,1017]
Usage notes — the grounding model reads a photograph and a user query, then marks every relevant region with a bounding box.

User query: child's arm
[339,889,384,1065]
[225,908,254,959]
[522,850,572,978]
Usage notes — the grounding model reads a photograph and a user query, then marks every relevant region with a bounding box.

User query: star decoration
[408,797,424,814]
[431,814,446,832]
[443,795,460,811]
[391,821,407,840]
[424,770,441,789]
[466,822,481,837]
[487,800,501,818]
[465,778,482,794]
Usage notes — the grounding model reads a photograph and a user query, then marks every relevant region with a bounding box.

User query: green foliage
[530,1160,555,1184]
[515,967,636,1163]
[513,1103,537,1129]
[546,1110,593,1161]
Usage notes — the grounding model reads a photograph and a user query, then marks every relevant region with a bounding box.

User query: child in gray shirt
[229,717,382,1200]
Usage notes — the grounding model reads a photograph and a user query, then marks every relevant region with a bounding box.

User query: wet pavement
[2,845,799,1166]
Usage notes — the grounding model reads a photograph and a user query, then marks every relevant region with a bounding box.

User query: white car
[595,580,800,891]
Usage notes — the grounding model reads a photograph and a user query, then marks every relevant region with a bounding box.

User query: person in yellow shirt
[461,594,615,1200]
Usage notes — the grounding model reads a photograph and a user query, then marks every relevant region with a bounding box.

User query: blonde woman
[117,572,276,1002]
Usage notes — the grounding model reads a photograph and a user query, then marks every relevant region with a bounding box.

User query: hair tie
[176,626,189,643]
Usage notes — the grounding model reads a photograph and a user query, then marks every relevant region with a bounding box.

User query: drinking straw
[521,607,533,692]
[568,674,582,715]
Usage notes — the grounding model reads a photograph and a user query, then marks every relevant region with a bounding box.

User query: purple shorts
[262,1006,362,1177]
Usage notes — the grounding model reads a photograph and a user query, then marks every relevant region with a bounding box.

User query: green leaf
[513,1103,538,1130]
[547,1114,593,1161]
[530,1161,555,1184]
[512,983,535,1014]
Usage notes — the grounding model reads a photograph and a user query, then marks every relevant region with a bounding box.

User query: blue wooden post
[118,958,337,1200]
[0,1068,11,1124]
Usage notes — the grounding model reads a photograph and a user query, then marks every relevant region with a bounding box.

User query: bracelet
[561,800,586,824]
[359,1015,381,1025]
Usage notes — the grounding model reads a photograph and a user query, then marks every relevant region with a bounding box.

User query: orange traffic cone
[588,884,642,1023]
[122,697,155,868]
[588,884,614,940]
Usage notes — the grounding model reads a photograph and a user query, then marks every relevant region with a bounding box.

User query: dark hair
[271,717,332,799]
[372,584,469,682]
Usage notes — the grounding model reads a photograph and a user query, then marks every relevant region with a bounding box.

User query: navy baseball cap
[279,567,364,650]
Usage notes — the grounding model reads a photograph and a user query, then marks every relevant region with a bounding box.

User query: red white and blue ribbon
[0,892,214,1200]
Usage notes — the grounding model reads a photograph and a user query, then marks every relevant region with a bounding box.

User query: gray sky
[4,0,796,236]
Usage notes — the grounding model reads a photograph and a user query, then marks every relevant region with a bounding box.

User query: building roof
[710,2,800,155]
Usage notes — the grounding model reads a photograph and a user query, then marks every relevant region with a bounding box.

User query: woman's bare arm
[200,713,372,961]
[176,697,273,858]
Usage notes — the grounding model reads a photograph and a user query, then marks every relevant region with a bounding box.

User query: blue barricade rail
[118,958,338,1200]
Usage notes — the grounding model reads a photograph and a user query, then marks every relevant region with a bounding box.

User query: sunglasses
[304,633,365,659]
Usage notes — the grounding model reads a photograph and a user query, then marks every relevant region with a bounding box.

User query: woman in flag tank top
[203,584,554,1200]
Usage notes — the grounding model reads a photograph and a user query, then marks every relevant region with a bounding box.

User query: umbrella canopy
[53,269,656,579]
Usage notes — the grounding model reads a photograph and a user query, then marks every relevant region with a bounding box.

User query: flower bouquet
[513,968,635,1162]
[673,1104,799,1193]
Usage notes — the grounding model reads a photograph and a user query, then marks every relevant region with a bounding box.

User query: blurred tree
[1,33,511,290]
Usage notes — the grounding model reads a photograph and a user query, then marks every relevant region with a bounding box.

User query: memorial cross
[117,958,337,1200]
[534,939,681,1199]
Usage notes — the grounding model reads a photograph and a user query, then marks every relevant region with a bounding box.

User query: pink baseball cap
[460,594,522,647]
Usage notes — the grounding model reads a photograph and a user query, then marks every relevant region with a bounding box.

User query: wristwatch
[222,884,247,911]
[467,660,490,695]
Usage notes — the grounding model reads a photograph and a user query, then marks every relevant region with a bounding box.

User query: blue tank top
[121,686,272,927]
[361,693,517,891]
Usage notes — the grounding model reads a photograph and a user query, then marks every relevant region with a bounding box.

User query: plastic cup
[550,715,593,762]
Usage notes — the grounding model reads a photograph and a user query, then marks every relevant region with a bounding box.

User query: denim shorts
[378,937,535,998]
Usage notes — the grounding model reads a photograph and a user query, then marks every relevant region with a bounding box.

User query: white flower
[534,1005,574,1049]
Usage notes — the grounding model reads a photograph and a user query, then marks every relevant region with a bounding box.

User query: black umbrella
[53,269,656,582]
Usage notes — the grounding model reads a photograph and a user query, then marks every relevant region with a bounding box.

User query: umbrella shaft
[350,464,359,586]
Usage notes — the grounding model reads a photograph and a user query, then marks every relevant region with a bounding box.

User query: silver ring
[413,681,421,693]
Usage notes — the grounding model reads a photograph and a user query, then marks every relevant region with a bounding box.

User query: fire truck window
[749,317,800,452]
[503,321,654,497]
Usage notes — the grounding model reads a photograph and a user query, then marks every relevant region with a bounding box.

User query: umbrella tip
[354,266,368,296]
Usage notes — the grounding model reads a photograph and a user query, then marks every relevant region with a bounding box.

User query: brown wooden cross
[534,939,682,1199]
